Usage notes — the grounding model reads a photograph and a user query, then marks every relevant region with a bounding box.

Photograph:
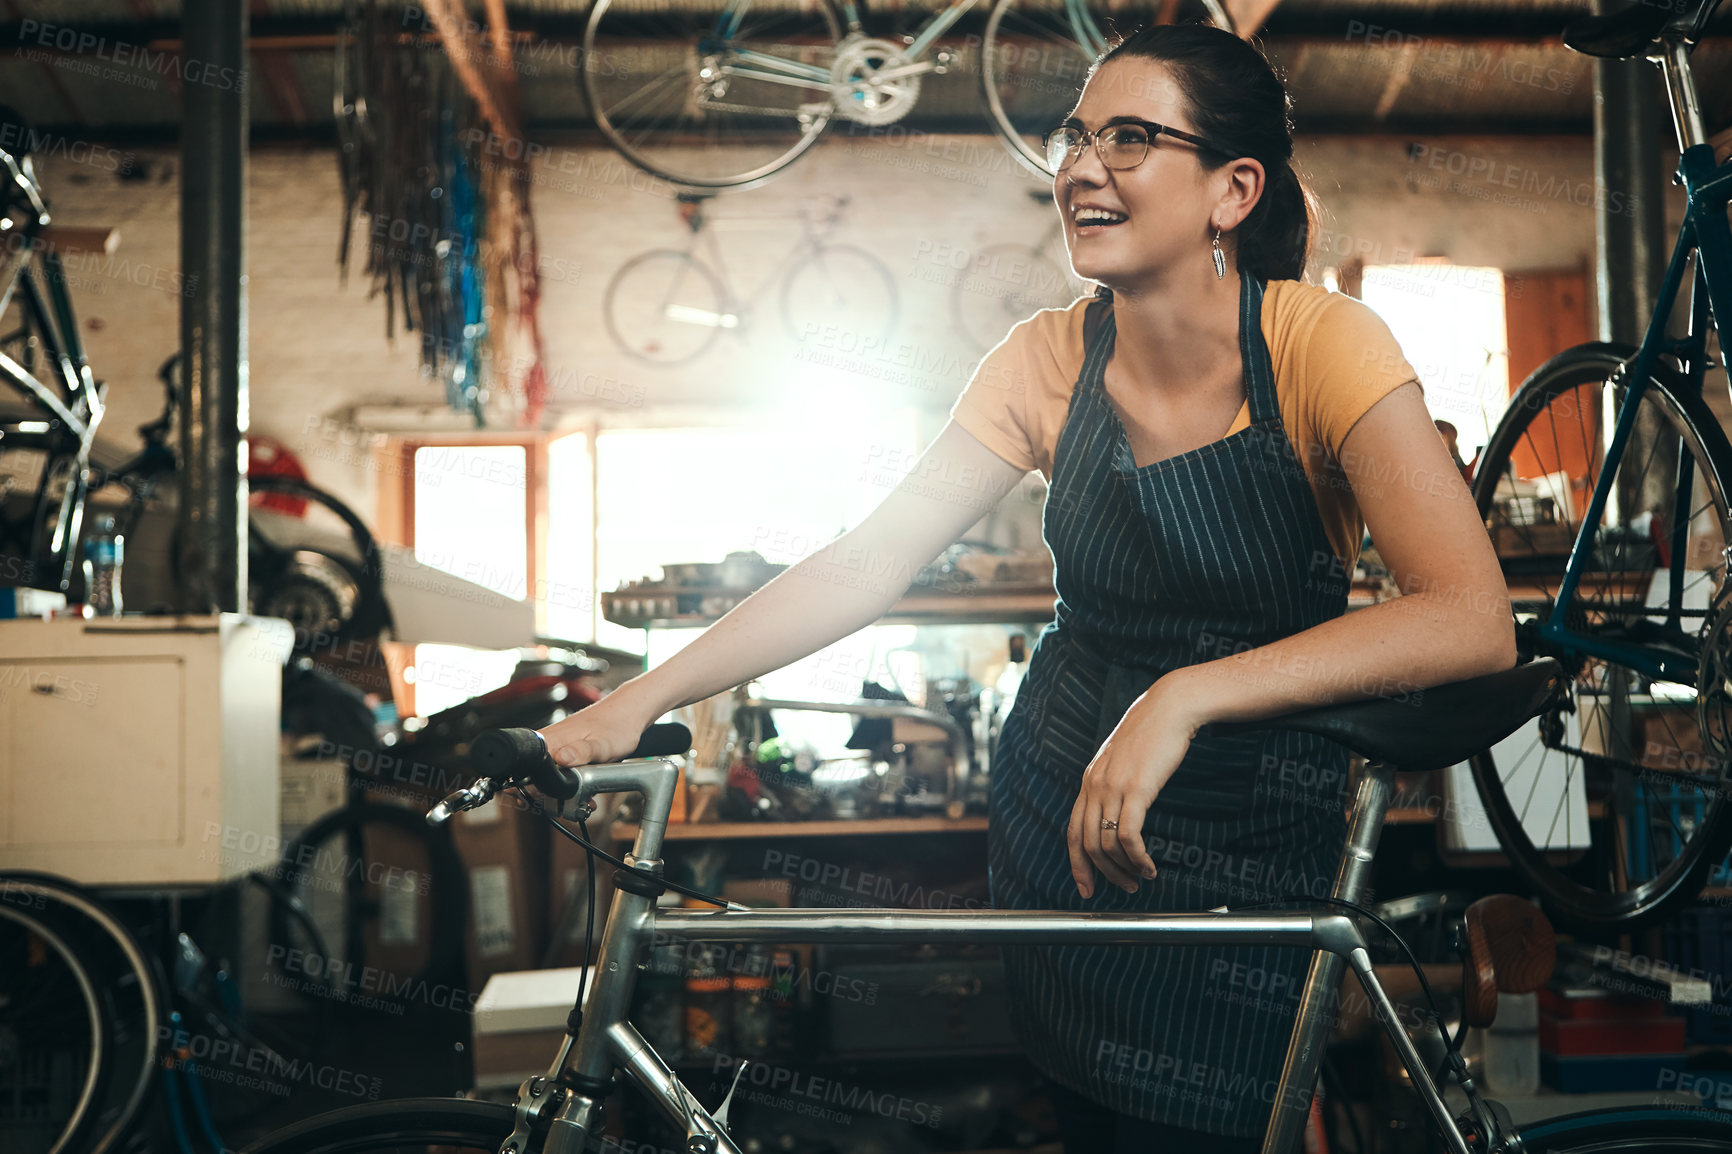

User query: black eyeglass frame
[1042,117,1238,173]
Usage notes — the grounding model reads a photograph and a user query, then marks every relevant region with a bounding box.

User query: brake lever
[428,777,502,826]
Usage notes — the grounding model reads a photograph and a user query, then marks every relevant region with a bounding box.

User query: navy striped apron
[988,273,1353,1138]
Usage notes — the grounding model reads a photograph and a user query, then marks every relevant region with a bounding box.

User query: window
[1360,264,1510,465]
[409,443,529,716]
[554,410,922,653]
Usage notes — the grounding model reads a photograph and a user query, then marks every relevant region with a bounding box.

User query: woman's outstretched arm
[538,420,1030,766]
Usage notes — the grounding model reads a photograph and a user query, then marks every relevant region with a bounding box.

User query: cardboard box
[359,812,442,988]
[280,743,348,838]
[452,792,550,990]
[472,966,594,1091]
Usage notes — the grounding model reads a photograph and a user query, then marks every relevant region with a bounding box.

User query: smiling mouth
[1073,209,1129,229]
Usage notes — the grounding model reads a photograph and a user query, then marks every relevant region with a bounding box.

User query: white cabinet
[0,613,293,885]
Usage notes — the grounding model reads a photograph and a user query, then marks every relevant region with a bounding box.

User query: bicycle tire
[0,872,167,1154]
[1514,1104,1732,1150]
[1469,342,1732,930]
[581,0,844,189]
[269,803,469,1008]
[603,250,729,366]
[778,242,899,349]
[979,0,1234,179]
[0,902,106,1154]
[949,242,1086,351]
[239,1096,513,1153]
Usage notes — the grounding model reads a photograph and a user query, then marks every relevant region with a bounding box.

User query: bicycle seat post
[1260,759,1398,1154]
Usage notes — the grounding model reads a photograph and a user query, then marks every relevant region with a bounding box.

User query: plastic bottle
[1482,991,1540,1095]
[80,513,124,618]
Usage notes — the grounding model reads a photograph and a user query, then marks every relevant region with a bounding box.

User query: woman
[541,23,1513,1153]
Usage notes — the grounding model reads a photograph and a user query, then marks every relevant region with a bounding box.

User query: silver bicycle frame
[511,758,1474,1154]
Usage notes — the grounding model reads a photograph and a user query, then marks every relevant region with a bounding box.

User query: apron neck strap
[1077,273,1279,421]
[1237,272,1281,426]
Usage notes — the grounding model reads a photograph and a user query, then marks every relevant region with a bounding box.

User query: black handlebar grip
[472,723,693,801]
[472,728,579,800]
[628,722,693,759]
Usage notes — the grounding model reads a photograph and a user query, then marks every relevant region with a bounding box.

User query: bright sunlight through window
[411,444,528,716]
[1360,265,1510,464]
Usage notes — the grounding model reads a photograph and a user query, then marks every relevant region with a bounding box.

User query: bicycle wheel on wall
[0,904,105,1154]
[0,873,166,1154]
[582,0,845,189]
[952,243,1088,351]
[779,243,899,349]
[1469,343,1732,930]
[979,0,1234,179]
[604,251,729,365]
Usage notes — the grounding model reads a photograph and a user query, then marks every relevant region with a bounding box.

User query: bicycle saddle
[1564,0,1724,58]
[1212,658,1563,772]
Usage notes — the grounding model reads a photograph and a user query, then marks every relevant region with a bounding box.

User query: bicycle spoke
[1472,346,1732,928]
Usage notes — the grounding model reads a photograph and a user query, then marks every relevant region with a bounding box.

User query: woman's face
[1055,58,1223,290]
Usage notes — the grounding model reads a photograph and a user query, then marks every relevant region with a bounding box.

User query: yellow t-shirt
[950,280,1420,569]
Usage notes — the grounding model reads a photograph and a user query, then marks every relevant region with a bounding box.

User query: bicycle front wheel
[1469,342,1732,930]
[779,243,898,349]
[979,0,1234,178]
[604,251,729,365]
[1514,1104,1732,1150]
[582,0,843,189]
[240,1097,512,1153]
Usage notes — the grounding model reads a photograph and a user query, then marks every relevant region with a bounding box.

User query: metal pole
[176,0,248,615]
[1593,0,1672,535]
[1593,12,1668,344]
[1259,762,1396,1154]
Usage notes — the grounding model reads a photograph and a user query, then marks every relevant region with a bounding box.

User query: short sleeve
[1301,294,1422,461]
[948,312,1056,475]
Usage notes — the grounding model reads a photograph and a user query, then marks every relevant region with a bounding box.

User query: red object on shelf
[1540,1012,1686,1055]
[1538,985,1667,1020]
[248,435,310,516]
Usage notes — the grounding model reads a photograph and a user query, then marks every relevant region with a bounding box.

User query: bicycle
[602,192,898,366]
[0,870,350,1154]
[1467,0,1732,932]
[241,655,1732,1154]
[578,0,1232,190]
[949,189,1090,351]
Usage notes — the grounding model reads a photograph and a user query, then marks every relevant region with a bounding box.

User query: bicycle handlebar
[470,724,693,800]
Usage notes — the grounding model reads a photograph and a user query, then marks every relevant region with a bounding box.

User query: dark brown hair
[1097,24,1313,282]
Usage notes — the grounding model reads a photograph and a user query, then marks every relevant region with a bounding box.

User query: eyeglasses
[1041,119,1234,173]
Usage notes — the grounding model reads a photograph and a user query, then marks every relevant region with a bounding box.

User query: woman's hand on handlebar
[538,690,658,768]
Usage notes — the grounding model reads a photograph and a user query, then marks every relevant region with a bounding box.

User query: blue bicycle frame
[1539,45,1732,684]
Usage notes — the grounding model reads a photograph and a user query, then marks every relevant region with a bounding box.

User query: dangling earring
[1211,229,1226,280]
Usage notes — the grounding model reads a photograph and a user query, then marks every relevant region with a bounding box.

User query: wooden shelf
[604,583,1057,628]
[610,815,990,841]
[608,577,1390,629]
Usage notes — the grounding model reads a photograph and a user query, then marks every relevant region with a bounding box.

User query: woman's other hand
[1067,678,1204,898]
